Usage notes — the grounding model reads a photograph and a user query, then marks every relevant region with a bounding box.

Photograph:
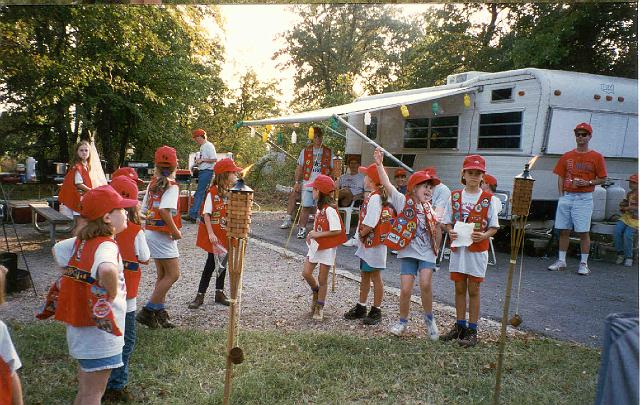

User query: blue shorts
[555,193,593,233]
[78,353,123,373]
[400,257,437,276]
[302,189,316,208]
[360,259,383,273]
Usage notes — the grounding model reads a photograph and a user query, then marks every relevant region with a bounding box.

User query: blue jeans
[189,169,214,219]
[614,220,637,259]
[107,310,136,390]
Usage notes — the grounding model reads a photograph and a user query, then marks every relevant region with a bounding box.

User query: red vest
[302,146,332,181]
[58,163,92,213]
[0,358,11,405]
[314,205,347,249]
[384,196,439,255]
[196,185,229,252]
[144,179,182,233]
[451,189,492,252]
[54,237,123,336]
[116,222,143,299]
[358,191,395,248]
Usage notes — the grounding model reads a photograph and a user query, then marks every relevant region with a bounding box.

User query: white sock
[580,254,589,264]
[359,302,367,307]
[559,251,567,262]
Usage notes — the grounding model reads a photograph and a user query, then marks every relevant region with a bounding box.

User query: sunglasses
[574,132,590,137]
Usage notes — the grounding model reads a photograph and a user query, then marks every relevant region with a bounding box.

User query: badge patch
[92,299,112,319]
[481,198,490,208]
[452,192,461,201]
[406,221,417,232]
[453,202,460,210]
[397,217,407,226]
[402,230,412,239]
[404,208,415,219]
[474,204,483,212]
[387,233,400,243]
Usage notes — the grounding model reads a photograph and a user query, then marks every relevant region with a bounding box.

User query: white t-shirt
[0,321,21,373]
[198,141,217,171]
[126,229,151,312]
[53,237,126,360]
[58,170,87,217]
[431,183,452,222]
[307,206,341,266]
[441,189,500,278]
[355,194,388,269]
[297,147,334,190]
[74,170,84,185]
[338,173,365,196]
[142,184,180,259]
[388,188,437,263]
[202,191,228,215]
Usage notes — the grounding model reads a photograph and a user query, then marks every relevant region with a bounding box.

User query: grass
[12,322,599,404]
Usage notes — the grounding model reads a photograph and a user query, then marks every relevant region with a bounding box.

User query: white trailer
[243,68,638,220]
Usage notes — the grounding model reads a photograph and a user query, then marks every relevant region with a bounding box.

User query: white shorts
[301,189,316,208]
[554,193,593,233]
[145,230,179,259]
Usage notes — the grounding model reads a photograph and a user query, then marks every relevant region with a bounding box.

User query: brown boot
[215,290,230,306]
[188,293,205,309]
[156,309,176,328]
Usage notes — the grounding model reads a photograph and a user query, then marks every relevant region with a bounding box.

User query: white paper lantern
[364,112,372,126]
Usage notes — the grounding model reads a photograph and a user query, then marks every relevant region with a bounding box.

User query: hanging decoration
[276,132,284,145]
[250,127,256,138]
[308,127,315,140]
[330,116,339,131]
[400,105,410,118]
[364,112,372,126]
[291,130,297,144]
[265,124,273,133]
[261,131,269,143]
[463,94,471,108]
[432,101,440,116]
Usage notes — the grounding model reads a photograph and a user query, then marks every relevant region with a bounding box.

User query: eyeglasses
[574,132,590,137]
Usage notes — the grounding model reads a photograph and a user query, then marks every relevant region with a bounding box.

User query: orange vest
[116,222,142,300]
[314,205,347,249]
[358,191,395,248]
[196,185,229,252]
[384,196,439,255]
[58,163,92,213]
[0,358,11,405]
[302,146,332,181]
[451,189,492,252]
[54,237,123,336]
[144,179,182,233]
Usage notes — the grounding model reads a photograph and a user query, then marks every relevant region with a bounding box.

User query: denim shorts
[360,259,383,273]
[78,353,123,372]
[400,257,437,276]
[301,189,316,208]
[554,192,594,233]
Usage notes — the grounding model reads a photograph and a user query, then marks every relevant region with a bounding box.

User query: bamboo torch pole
[493,163,535,405]
[331,156,343,292]
[223,177,254,405]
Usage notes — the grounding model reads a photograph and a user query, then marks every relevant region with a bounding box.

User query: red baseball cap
[422,166,437,176]
[154,145,178,167]
[629,174,638,183]
[112,167,144,186]
[81,185,138,221]
[110,176,139,200]
[394,168,407,178]
[408,171,440,192]
[358,164,381,185]
[483,174,497,186]
[462,154,486,172]
[192,128,207,139]
[306,174,335,194]
[214,158,242,175]
[574,122,592,135]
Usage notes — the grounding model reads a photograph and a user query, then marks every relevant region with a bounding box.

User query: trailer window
[403,116,459,149]
[491,88,513,102]
[478,111,522,149]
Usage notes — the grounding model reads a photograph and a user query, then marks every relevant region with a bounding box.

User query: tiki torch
[493,159,536,404]
[223,175,254,405]
[331,156,343,292]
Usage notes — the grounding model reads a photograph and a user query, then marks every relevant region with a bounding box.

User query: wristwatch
[589,180,593,186]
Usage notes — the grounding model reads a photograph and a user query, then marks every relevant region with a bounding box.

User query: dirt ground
[0,218,522,342]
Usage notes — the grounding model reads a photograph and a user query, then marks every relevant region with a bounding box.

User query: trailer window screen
[403,116,459,149]
[478,112,522,149]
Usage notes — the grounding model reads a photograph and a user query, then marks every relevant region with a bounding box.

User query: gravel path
[1,221,522,342]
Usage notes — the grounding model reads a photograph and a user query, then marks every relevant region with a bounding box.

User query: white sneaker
[426,317,439,341]
[342,237,358,247]
[577,262,590,275]
[615,255,625,265]
[624,258,633,267]
[443,248,451,259]
[548,260,567,271]
[389,322,407,336]
[296,227,306,239]
[280,217,292,229]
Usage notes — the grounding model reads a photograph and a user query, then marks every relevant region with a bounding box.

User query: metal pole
[332,114,414,173]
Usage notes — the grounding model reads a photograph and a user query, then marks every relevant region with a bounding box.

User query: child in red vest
[51,185,136,405]
[302,174,347,321]
[0,265,24,405]
[137,146,183,329]
[372,148,442,339]
[103,175,150,402]
[440,155,500,347]
[58,140,93,233]
[188,158,242,309]
[344,163,394,325]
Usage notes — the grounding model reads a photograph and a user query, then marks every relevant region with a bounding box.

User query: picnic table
[29,203,73,244]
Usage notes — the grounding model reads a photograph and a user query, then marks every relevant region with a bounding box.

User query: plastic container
[592,185,607,222]
[26,157,37,181]
[605,180,626,220]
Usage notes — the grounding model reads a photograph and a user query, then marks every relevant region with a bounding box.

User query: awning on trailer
[242,86,475,126]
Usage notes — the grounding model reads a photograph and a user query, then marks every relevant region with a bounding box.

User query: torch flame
[239,164,254,177]
[527,155,540,170]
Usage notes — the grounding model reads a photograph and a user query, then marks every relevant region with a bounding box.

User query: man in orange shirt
[548,123,607,275]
